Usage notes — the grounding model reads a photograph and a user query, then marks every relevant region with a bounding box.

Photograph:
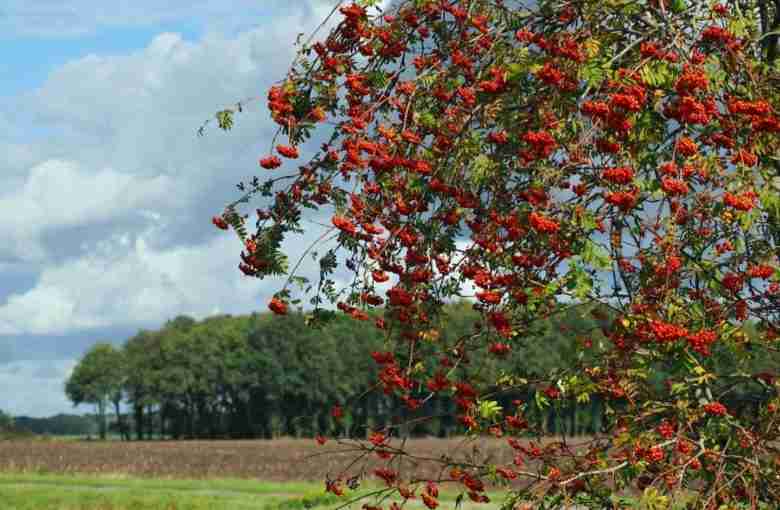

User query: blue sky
[0,0,392,417]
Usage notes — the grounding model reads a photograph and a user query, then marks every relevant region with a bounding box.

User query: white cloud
[0,225,262,335]
[0,2,389,336]
[1,3,348,263]
[0,216,346,336]
[0,359,77,417]
[0,159,174,262]
[18,12,341,208]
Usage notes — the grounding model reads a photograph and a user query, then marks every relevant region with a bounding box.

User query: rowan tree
[208,0,780,507]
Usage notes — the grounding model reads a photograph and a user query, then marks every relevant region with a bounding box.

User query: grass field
[0,472,513,510]
[0,438,520,510]
[0,472,317,510]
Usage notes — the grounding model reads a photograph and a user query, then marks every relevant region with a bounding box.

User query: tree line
[65,302,774,440]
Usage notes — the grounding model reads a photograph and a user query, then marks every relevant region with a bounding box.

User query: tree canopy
[67,304,615,440]
[65,343,125,440]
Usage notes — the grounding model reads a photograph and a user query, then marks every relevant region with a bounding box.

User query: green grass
[0,472,513,510]
[0,471,721,510]
[0,471,320,494]
[0,484,273,509]
[0,473,332,510]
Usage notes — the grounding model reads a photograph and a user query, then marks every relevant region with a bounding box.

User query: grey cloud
[0,160,176,264]
[0,360,79,416]
[0,327,138,364]
[32,360,72,380]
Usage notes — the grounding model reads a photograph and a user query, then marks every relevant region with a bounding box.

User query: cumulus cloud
[0,226,256,335]
[0,218,347,336]
[0,159,174,263]
[16,5,351,255]
[1,0,351,260]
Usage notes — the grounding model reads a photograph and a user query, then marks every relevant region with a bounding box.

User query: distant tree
[122,330,162,440]
[121,316,204,440]
[13,414,96,436]
[65,343,125,440]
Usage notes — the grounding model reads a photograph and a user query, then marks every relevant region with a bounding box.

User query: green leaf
[535,390,550,409]
[469,154,498,186]
[418,112,438,130]
[580,61,608,89]
[670,0,687,14]
[582,240,612,270]
[477,399,503,421]
[216,110,234,131]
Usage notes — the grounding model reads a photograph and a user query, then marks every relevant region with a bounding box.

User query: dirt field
[0,437,532,481]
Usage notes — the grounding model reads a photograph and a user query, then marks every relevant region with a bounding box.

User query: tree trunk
[97,400,107,440]
[134,403,144,440]
[159,401,167,439]
[145,404,154,439]
[113,396,128,441]
[187,400,195,439]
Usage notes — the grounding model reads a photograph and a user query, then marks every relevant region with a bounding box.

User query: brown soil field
[0,437,577,481]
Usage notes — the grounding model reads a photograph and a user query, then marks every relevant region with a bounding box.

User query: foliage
[64,343,125,440]
[0,410,12,432]
[210,0,780,507]
[12,415,97,437]
[68,306,625,439]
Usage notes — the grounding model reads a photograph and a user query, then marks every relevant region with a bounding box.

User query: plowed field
[0,437,531,480]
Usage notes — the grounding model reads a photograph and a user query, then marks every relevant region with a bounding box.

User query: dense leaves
[12,415,97,437]
[210,0,780,507]
[64,343,125,440]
